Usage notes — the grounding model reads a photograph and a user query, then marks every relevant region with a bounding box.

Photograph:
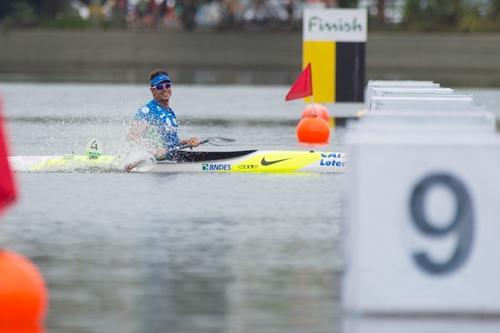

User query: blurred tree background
[400,0,500,32]
[0,0,499,32]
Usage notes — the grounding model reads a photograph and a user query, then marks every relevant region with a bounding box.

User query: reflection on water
[2,172,343,333]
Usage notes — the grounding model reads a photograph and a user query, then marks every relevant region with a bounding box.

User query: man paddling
[127,69,200,161]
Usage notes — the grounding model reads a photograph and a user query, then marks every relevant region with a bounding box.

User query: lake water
[1,83,499,333]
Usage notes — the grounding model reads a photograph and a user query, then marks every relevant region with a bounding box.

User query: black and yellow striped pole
[303,9,367,103]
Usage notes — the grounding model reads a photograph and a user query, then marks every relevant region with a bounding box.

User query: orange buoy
[296,115,330,144]
[0,250,48,330]
[301,103,330,123]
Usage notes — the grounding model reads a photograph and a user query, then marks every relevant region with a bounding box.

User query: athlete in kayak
[127,69,200,161]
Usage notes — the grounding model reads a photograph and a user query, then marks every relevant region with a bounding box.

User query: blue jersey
[134,100,180,150]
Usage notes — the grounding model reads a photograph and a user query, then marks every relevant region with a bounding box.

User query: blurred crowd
[72,0,338,31]
[100,0,295,30]
[1,0,500,32]
[0,0,388,31]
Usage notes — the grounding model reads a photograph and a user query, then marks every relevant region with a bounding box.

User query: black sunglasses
[152,82,172,90]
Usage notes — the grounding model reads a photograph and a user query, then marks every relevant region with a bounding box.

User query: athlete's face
[150,82,172,103]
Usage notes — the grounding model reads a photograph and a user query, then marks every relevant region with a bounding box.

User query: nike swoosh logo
[261,157,293,166]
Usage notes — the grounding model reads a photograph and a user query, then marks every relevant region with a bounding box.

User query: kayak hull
[9,150,346,174]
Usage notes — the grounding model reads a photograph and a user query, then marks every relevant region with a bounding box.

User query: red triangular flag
[285,63,313,101]
[0,97,17,215]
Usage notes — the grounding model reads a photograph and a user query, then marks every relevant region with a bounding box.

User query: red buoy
[0,250,48,330]
[296,116,330,144]
[301,103,330,123]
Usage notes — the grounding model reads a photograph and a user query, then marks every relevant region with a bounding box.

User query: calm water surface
[1,83,499,333]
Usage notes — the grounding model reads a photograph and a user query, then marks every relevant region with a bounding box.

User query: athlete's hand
[186,137,200,147]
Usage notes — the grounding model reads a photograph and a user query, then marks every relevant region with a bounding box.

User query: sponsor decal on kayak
[237,164,259,170]
[260,157,293,166]
[320,159,345,167]
[202,163,232,171]
[321,152,344,158]
[320,152,345,167]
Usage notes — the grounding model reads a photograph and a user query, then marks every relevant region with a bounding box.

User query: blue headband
[150,73,171,86]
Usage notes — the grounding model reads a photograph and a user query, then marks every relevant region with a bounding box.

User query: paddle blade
[206,137,235,146]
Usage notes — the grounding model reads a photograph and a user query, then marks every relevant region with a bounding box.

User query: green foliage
[397,0,500,32]
[489,0,500,17]
[402,0,461,31]
[0,0,123,30]
[338,0,360,8]
[458,2,480,32]
[1,0,38,29]
[39,14,90,29]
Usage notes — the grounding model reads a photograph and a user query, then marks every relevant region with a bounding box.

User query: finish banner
[303,9,367,103]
